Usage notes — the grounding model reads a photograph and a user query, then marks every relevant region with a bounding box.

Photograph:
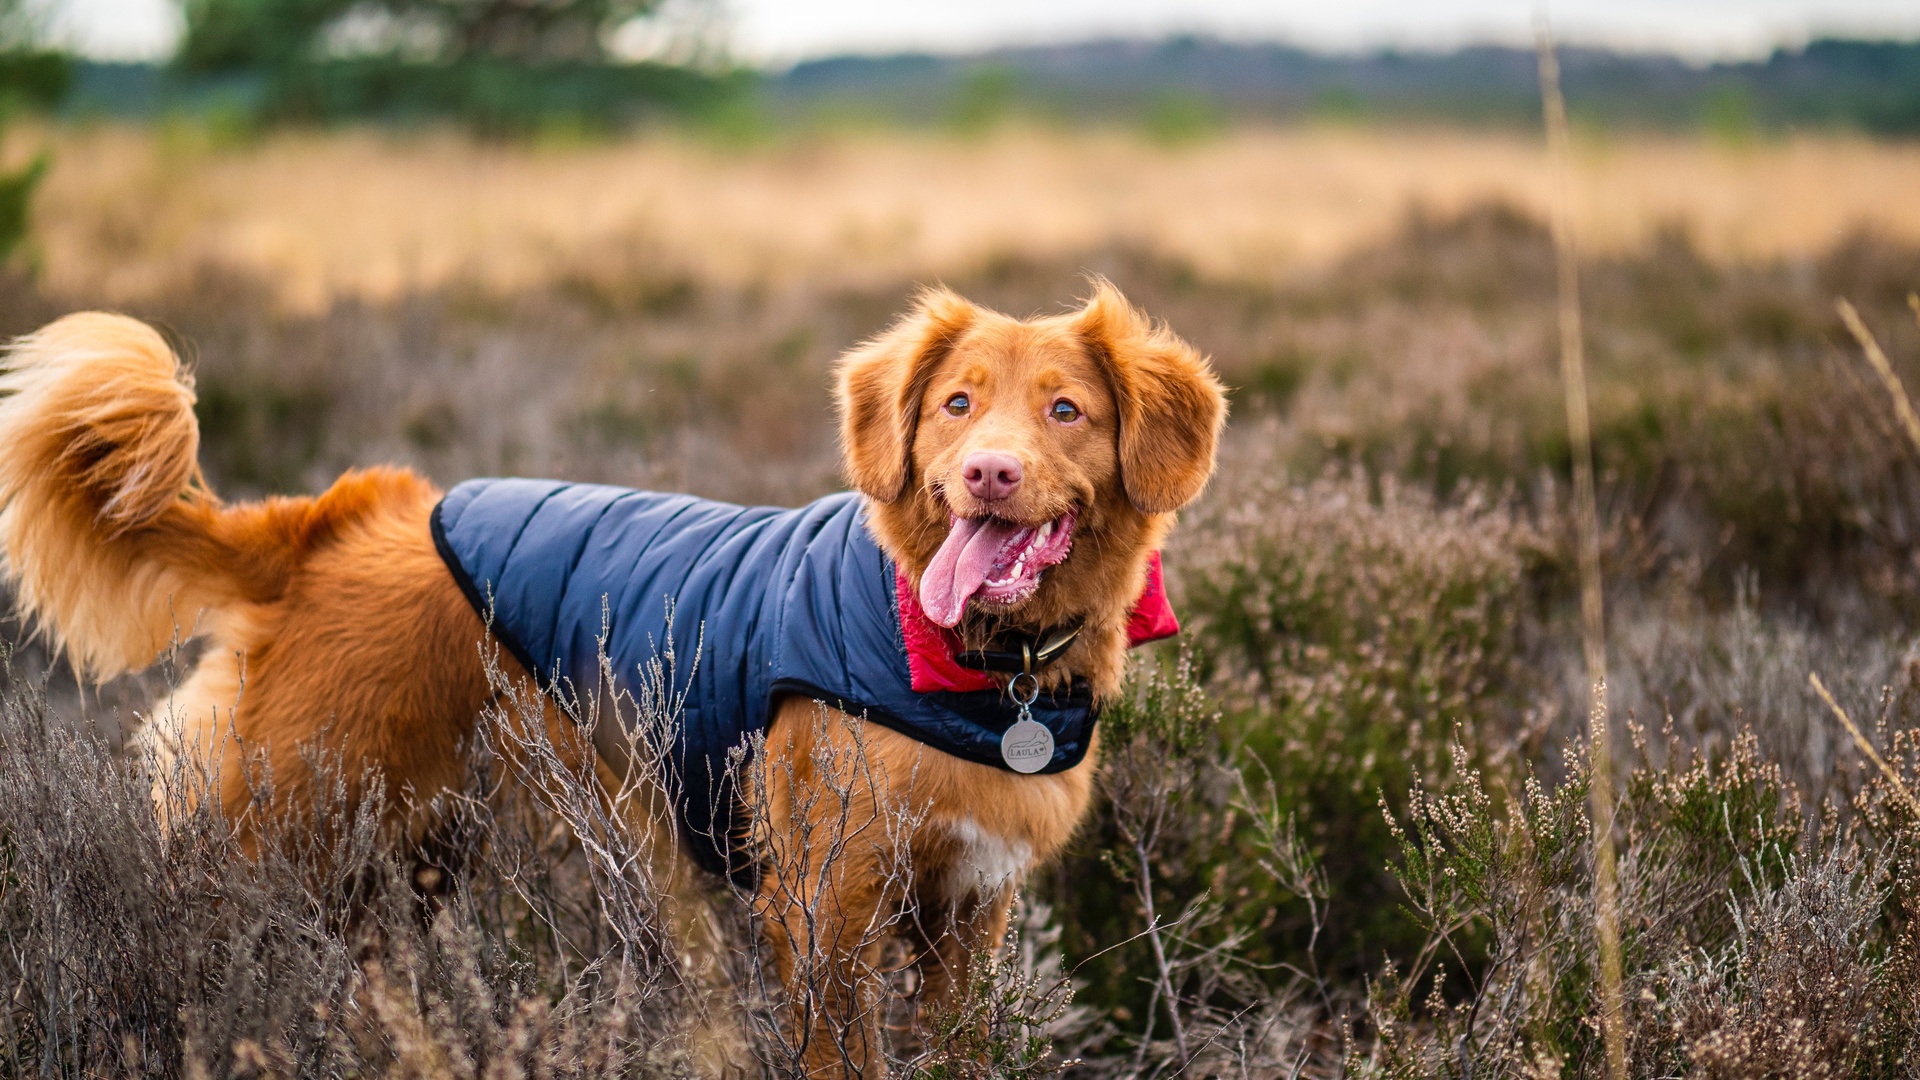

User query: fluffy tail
[0,313,243,679]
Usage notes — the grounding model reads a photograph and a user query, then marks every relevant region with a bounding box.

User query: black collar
[954,622,1082,676]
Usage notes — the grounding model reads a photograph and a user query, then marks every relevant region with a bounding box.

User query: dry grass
[23,122,1920,312]
[10,119,1920,1075]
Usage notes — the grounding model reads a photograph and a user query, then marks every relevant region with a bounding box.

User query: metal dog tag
[1000,719,1054,773]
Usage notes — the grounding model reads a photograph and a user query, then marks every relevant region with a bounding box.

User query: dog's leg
[909,881,1015,1038]
[564,693,758,1079]
[755,855,890,1077]
[753,697,922,1079]
[140,642,247,830]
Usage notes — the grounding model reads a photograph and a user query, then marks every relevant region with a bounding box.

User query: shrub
[1180,467,1536,975]
[0,644,706,1076]
[10,199,1920,1076]
[0,636,1089,1078]
[1037,466,1536,1070]
[1361,721,1920,1079]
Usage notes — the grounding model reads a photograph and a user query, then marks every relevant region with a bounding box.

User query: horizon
[42,0,1920,67]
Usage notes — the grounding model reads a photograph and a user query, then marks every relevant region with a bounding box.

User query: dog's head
[836,280,1226,647]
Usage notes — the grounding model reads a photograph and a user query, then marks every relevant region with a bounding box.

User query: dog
[0,281,1225,1076]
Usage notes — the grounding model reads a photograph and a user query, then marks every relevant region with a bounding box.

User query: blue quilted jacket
[430,478,1098,878]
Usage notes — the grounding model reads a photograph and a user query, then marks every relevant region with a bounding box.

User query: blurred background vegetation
[6,0,1920,1074]
[0,0,64,258]
[4,0,1918,136]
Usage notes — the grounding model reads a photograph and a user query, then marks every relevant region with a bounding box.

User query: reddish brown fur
[0,285,1225,1079]
[841,280,1227,695]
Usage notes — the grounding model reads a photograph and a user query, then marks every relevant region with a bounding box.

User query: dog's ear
[835,288,978,503]
[1076,279,1227,514]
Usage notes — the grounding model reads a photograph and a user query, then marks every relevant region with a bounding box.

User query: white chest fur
[940,817,1035,906]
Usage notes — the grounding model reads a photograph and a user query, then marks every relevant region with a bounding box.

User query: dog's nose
[961,451,1023,502]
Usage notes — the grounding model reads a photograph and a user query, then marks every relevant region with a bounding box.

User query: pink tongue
[919,516,1024,628]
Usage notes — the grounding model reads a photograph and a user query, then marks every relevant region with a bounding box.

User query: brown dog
[0,282,1225,1076]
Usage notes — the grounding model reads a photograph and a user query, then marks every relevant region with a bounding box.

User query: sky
[45,0,1920,64]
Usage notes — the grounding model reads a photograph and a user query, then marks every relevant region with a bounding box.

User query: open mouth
[918,509,1077,628]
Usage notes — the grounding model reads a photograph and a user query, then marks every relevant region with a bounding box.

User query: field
[26,124,1920,309]
[6,121,1920,1076]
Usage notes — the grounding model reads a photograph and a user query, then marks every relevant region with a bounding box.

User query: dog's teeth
[1037,520,1053,542]
[988,559,1025,588]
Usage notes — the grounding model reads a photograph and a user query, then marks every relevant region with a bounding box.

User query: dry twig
[1809,671,1920,819]
[1837,297,1920,459]
[1537,23,1627,1080]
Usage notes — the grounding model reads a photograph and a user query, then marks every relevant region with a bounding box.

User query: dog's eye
[1050,399,1082,424]
[944,393,970,417]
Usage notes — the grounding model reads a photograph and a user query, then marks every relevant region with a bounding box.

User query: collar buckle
[955,622,1082,676]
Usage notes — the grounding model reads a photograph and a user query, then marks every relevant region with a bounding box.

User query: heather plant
[1039,652,1344,1077]
[12,191,1920,1077]
[10,463,1920,1076]
[0,640,711,1078]
[0,627,1093,1077]
[1033,467,1537,1072]
[1358,722,1899,1079]
[10,201,1917,611]
[1175,464,1535,977]
[1607,580,1920,809]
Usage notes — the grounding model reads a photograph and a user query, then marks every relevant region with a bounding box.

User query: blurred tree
[176,0,353,71]
[173,0,743,134]
[0,0,67,261]
[0,0,70,111]
[412,0,660,63]
[0,0,33,48]
[178,0,664,70]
